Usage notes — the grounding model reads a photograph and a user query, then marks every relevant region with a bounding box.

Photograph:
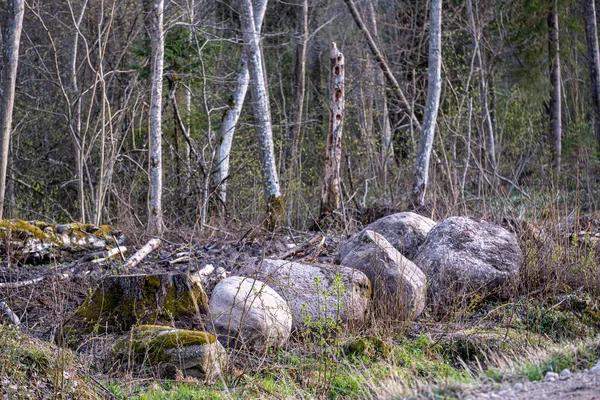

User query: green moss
[0,325,100,399]
[119,325,217,365]
[347,336,391,359]
[0,219,49,241]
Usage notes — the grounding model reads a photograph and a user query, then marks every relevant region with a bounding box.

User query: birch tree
[214,0,268,203]
[238,0,283,224]
[584,0,600,150]
[412,0,442,206]
[467,0,497,176]
[320,43,344,216]
[0,0,25,220]
[146,0,165,234]
[548,0,561,172]
[283,0,309,179]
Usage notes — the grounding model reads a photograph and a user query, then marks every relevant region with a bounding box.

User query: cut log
[121,238,161,270]
[62,273,209,339]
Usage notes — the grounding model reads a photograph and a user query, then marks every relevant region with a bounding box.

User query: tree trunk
[0,0,25,220]
[412,0,442,206]
[548,0,562,172]
[238,0,283,226]
[146,0,165,235]
[214,0,267,204]
[320,43,345,216]
[467,0,497,176]
[283,0,309,181]
[342,0,421,133]
[584,0,600,150]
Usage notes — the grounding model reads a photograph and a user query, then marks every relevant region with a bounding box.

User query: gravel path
[467,363,600,400]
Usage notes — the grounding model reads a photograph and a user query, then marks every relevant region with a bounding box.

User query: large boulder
[114,325,226,382]
[64,273,208,336]
[337,212,436,262]
[207,276,292,353]
[340,230,427,320]
[238,259,371,329]
[413,217,522,309]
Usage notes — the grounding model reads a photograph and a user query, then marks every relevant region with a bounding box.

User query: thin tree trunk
[412,0,442,206]
[584,0,600,150]
[366,0,393,190]
[548,0,562,172]
[0,0,24,220]
[320,43,345,216]
[146,0,165,235]
[283,0,309,181]
[467,0,497,176]
[214,0,267,203]
[238,0,283,226]
[342,0,421,133]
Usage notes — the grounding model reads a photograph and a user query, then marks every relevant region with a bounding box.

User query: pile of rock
[63,212,522,382]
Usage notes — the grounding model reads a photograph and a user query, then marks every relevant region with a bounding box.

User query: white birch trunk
[215,0,267,203]
[0,0,25,220]
[146,0,165,234]
[320,43,345,216]
[238,0,283,223]
[548,0,561,172]
[412,0,442,206]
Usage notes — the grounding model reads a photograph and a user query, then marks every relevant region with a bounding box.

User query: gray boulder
[413,216,522,309]
[338,212,436,262]
[340,230,427,320]
[239,259,371,329]
[115,325,226,383]
[207,276,292,353]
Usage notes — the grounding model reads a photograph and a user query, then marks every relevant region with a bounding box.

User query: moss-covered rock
[114,325,226,382]
[0,219,125,263]
[347,336,391,359]
[64,273,209,338]
[0,325,100,399]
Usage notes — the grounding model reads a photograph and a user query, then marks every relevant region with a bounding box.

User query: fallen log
[121,238,161,270]
[0,219,126,263]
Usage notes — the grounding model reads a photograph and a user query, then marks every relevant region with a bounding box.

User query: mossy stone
[347,336,391,358]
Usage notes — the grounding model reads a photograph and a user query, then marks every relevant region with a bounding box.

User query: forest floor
[1,223,600,399]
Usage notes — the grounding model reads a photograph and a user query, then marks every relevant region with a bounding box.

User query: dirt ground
[466,368,600,400]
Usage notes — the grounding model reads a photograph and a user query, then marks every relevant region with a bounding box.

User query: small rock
[590,362,600,374]
[559,368,571,378]
[513,382,524,391]
[544,371,559,381]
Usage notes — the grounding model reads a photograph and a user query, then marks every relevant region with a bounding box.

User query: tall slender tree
[548,0,562,172]
[146,0,165,234]
[238,0,284,225]
[584,0,600,149]
[0,0,25,220]
[214,0,268,203]
[412,0,442,206]
[320,43,345,216]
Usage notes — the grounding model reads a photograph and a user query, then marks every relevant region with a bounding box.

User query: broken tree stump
[62,273,209,339]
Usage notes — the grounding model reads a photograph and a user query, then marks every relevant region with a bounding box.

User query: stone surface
[413,217,522,309]
[337,212,436,262]
[115,325,226,382]
[340,230,427,320]
[238,258,371,329]
[207,276,292,353]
